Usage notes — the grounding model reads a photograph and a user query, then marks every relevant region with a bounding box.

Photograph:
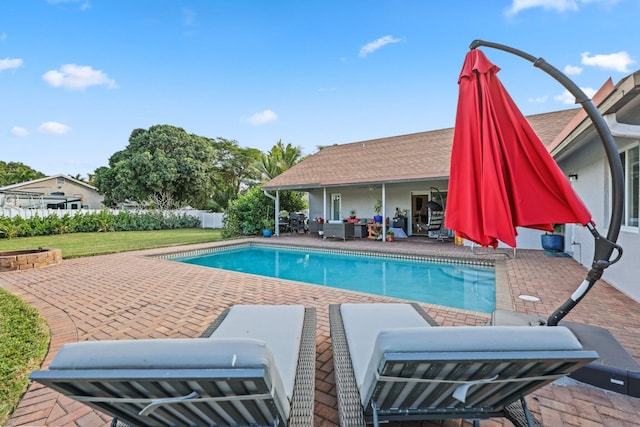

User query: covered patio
[262,108,580,248]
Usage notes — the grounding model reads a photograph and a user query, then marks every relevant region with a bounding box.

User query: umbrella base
[492,310,640,397]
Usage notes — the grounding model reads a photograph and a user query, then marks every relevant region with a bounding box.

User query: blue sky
[1,0,638,178]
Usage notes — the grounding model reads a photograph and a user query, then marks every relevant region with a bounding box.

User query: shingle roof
[0,174,98,191]
[263,108,581,190]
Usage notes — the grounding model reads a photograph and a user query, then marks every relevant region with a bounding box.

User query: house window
[331,193,341,221]
[620,146,639,228]
[56,177,65,185]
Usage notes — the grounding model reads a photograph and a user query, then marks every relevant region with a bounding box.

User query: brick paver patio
[2,235,639,426]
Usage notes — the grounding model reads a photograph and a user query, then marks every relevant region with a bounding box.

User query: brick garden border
[0,249,62,272]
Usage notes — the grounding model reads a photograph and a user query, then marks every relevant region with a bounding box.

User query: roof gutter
[551,70,640,160]
[604,113,640,138]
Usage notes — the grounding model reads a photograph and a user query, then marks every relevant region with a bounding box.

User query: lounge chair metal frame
[329,303,596,427]
[32,306,316,427]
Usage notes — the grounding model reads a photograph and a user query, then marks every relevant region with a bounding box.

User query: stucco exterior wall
[7,176,103,208]
[558,137,640,303]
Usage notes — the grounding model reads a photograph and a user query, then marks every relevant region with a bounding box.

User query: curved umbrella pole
[469,40,624,326]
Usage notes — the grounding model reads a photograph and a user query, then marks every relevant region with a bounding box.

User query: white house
[0,174,104,209]
[264,70,640,303]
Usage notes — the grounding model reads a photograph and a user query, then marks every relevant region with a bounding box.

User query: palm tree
[254,140,303,180]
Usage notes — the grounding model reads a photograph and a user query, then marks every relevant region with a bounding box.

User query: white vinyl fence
[0,208,225,229]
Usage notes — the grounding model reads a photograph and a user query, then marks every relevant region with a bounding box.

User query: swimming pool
[171,245,495,313]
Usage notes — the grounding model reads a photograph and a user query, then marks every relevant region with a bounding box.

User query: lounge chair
[329,303,598,427]
[30,304,316,427]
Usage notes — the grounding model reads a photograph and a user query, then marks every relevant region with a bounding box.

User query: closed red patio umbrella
[442,41,635,399]
[446,48,592,249]
[447,40,623,326]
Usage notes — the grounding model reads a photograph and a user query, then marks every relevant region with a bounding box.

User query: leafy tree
[204,185,237,212]
[223,185,305,237]
[193,138,261,211]
[223,139,308,237]
[0,161,46,186]
[253,140,304,180]
[94,125,216,208]
[70,174,90,183]
[212,138,261,193]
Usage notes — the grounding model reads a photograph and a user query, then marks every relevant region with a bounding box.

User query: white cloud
[358,35,401,58]
[507,0,578,15]
[581,51,635,73]
[506,0,618,15]
[0,33,7,42]
[528,95,548,103]
[11,126,29,137]
[38,121,71,134]
[554,87,597,104]
[0,58,23,72]
[564,64,583,75]
[247,110,278,125]
[42,64,117,90]
[182,8,196,26]
[47,0,91,10]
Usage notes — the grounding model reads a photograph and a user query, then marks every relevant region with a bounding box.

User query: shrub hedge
[0,210,200,239]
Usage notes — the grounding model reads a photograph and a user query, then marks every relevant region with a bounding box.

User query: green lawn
[0,228,224,424]
[0,228,223,258]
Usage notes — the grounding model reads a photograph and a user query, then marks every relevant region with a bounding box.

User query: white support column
[382,183,387,241]
[323,187,327,221]
[275,190,280,236]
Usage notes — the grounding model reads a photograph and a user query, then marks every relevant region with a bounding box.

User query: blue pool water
[173,246,495,313]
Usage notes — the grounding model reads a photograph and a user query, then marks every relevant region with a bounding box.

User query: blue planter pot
[541,234,564,252]
[262,229,273,238]
[374,215,383,223]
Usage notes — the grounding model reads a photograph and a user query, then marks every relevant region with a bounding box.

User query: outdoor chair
[279,215,292,233]
[30,304,316,427]
[330,303,598,427]
[289,212,306,233]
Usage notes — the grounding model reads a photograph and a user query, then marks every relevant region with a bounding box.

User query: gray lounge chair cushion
[49,337,276,371]
[340,303,431,400]
[47,337,291,422]
[48,304,306,423]
[210,304,305,400]
[359,325,584,405]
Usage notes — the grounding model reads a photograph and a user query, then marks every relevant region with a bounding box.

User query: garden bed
[0,249,62,272]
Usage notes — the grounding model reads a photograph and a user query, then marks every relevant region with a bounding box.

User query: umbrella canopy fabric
[446,49,592,248]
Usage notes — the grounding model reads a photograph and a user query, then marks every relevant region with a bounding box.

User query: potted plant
[348,209,358,223]
[373,200,383,223]
[541,224,564,251]
[386,229,394,242]
[262,218,274,238]
[317,217,325,236]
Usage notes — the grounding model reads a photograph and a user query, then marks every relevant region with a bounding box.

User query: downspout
[263,190,279,236]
